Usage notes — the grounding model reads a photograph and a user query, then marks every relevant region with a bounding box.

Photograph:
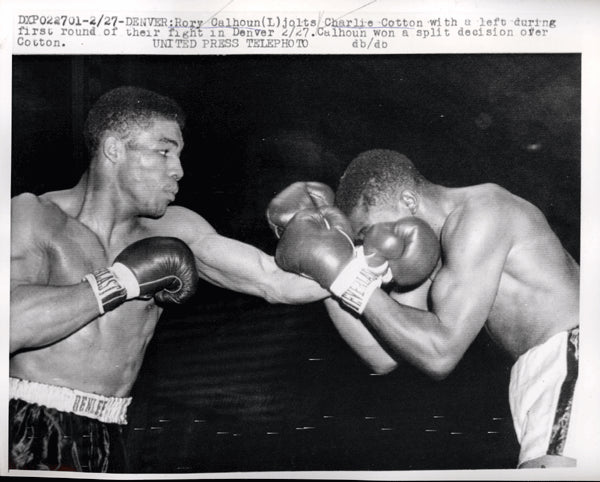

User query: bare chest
[39,218,152,285]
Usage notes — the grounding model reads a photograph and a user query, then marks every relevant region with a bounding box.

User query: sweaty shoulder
[11,193,73,287]
[12,192,43,217]
[12,192,69,241]
[472,183,547,229]
[441,183,547,251]
[140,205,217,244]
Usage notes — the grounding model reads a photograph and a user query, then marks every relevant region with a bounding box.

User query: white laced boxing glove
[275,206,384,314]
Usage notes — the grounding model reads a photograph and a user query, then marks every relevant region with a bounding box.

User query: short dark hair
[83,86,186,156]
[336,149,427,215]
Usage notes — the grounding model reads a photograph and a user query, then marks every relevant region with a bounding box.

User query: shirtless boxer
[274,149,580,469]
[9,86,327,472]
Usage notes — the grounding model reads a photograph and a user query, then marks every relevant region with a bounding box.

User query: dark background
[11,54,580,473]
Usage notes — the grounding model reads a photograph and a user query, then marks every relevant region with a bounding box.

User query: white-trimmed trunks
[9,377,131,425]
[509,327,579,466]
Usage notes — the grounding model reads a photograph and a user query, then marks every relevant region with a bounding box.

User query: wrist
[110,263,140,299]
[83,263,140,314]
[329,255,382,314]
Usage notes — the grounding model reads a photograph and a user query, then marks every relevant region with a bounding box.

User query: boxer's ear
[102,135,125,164]
[400,189,418,215]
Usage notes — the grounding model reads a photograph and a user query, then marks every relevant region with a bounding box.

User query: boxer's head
[84,86,186,158]
[336,149,429,236]
[84,87,186,218]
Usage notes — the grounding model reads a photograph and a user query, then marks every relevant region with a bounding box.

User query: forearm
[10,282,99,353]
[361,289,454,379]
[266,259,330,304]
[193,234,328,304]
[240,252,329,304]
[324,298,397,374]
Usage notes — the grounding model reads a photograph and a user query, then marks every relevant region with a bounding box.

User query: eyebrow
[159,137,183,149]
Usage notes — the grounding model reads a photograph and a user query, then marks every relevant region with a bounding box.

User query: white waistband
[10,377,131,425]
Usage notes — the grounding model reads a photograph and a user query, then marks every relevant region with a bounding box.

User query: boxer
[267,181,440,289]
[274,149,580,469]
[10,86,327,472]
[267,181,441,375]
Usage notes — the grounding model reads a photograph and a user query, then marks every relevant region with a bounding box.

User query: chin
[142,204,169,219]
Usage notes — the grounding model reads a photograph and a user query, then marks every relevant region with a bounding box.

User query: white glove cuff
[380,267,394,284]
[83,268,126,315]
[83,264,140,315]
[330,256,382,314]
[110,263,140,300]
[356,246,393,285]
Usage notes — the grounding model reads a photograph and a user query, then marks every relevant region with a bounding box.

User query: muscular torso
[484,223,579,358]
[10,191,192,397]
[439,185,579,359]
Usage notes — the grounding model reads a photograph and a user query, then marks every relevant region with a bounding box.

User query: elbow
[262,289,280,305]
[362,349,399,375]
[9,333,27,355]
[419,330,464,381]
[427,368,452,382]
[9,312,34,354]
[421,355,459,382]
[371,360,398,375]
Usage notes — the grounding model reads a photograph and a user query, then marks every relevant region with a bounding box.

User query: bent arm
[323,280,434,374]
[325,298,397,374]
[361,291,449,379]
[10,195,101,353]
[10,282,100,354]
[359,210,510,379]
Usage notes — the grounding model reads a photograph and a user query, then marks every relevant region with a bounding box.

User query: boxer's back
[446,184,579,359]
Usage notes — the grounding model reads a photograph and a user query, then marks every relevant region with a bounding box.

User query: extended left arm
[159,206,328,304]
[191,230,329,304]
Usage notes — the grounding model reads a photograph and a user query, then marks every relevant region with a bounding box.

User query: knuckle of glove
[319,206,353,236]
[363,223,401,258]
[274,207,355,287]
[304,182,335,206]
[160,238,199,303]
[365,218,440,287]
[266,182,334,236]
[117,237,199,304]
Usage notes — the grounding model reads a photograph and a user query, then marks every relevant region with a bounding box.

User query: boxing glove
[266,181,335,238]
[84,237,199,314]
[363,217,440,287]
[276,206,382,314]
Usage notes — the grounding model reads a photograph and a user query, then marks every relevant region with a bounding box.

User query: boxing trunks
[508,327,579,466]
[9,377,131,472]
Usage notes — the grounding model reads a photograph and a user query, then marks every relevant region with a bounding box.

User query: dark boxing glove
[266,181,335,238]
[84,237,199,314]
[363,217,440,287]
[276,206,383,314]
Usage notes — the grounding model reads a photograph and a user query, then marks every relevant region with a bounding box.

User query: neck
[418,184,461,237]
[73,168,137,246]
